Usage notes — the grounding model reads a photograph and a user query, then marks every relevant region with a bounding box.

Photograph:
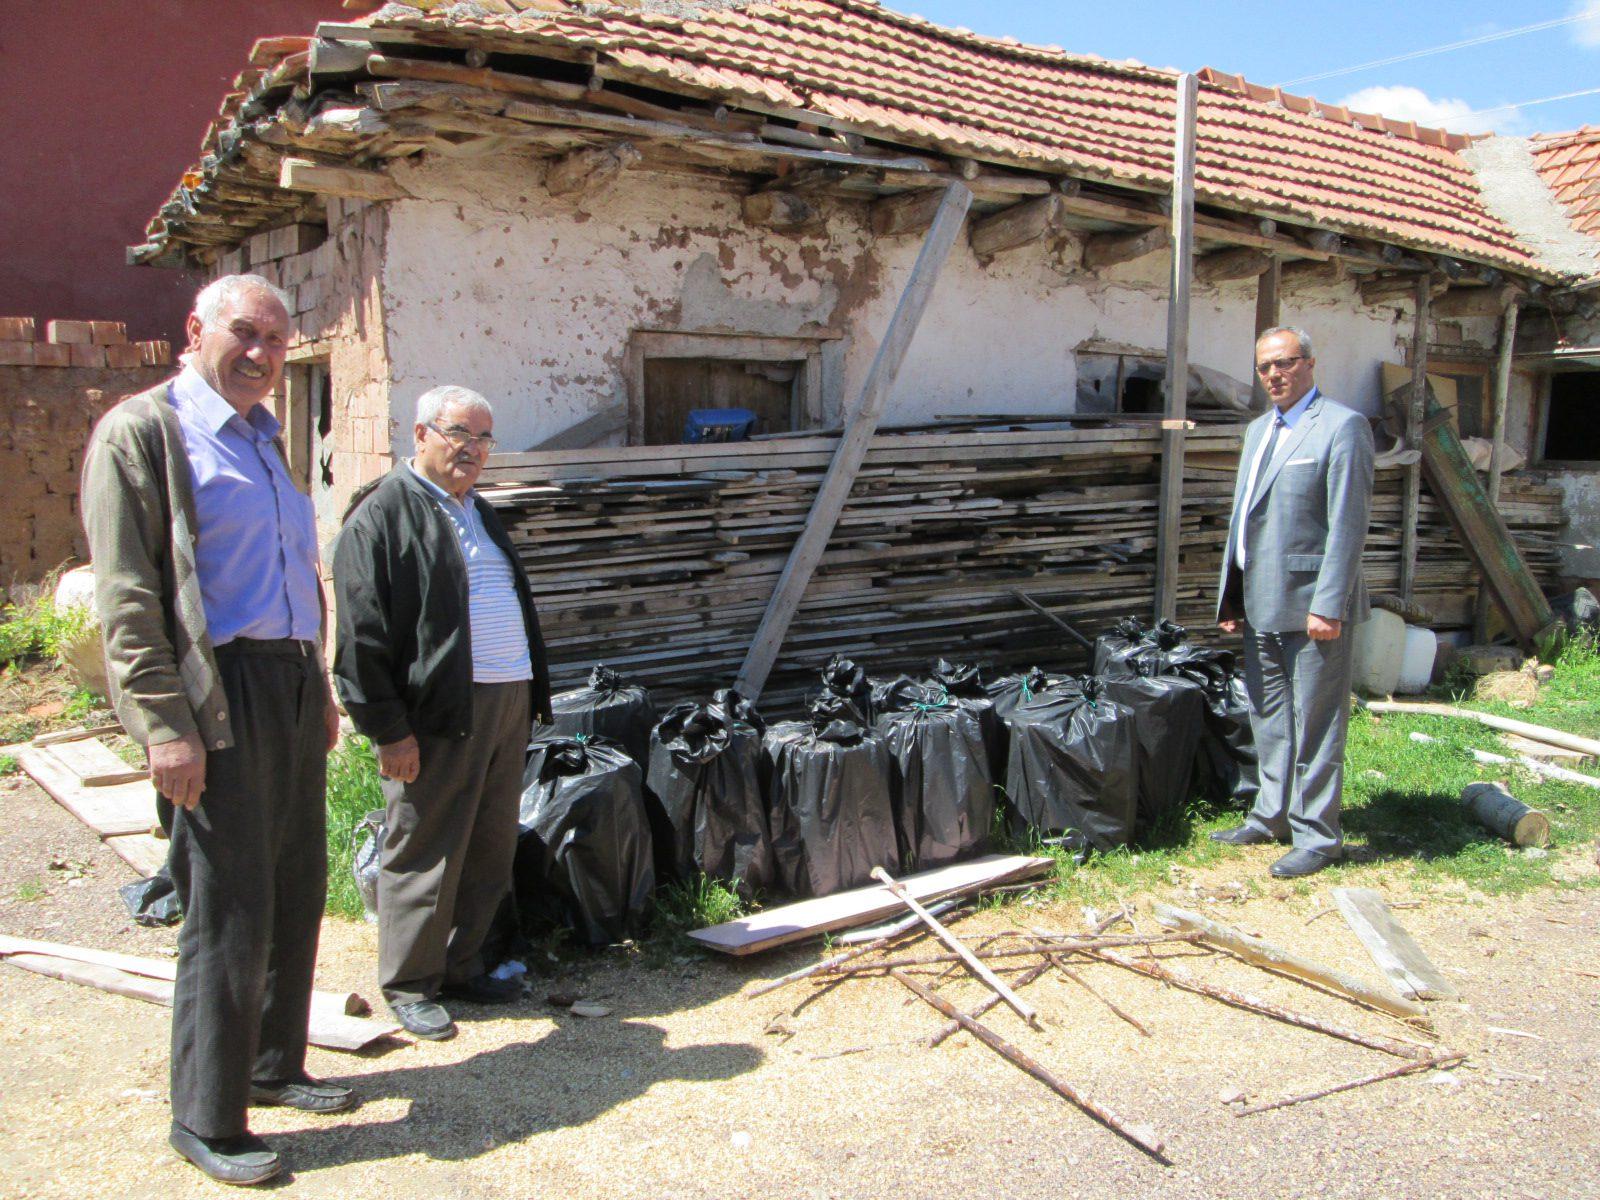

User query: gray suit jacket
[1216,392,1375,633]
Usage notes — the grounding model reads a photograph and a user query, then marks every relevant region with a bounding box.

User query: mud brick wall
[0,317,173,585]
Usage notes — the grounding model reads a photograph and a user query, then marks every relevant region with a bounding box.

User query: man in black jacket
[333,385,553,1040]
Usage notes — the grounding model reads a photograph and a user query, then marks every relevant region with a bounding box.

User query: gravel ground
[2,769,1597,1200]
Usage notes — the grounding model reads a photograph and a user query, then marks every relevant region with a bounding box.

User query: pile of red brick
[0,317,170,369]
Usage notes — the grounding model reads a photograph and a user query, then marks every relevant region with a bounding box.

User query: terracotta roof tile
[1531,127,1600,247]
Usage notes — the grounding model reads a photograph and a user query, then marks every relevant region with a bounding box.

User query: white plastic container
[1350,609,1405,696]
[1396,625,1438,695]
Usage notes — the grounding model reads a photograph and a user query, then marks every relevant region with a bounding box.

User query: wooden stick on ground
[927,959,1055,1047]
[1363,700,1600,759]
[1046,953,1153,1037]
[871,866,1040,1029]
[749,928,912,999]
[1234,1052,1465,1117]
[1088,948,1434,1061]
[817,933,1197,975]
[1152,904,1424,1021]
[893,969,1167,1160]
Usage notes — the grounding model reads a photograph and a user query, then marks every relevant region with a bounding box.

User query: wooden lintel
[969,193,1064,260]
[1194,246,1273,284]
[308,38,371,81]
[278,157,409,201]
[1082,225,1169,270]
[1360,274,1449,306]
[1432,284,1521,319]
[1281,258,1348,288]
[758,166,850,194]
[871,189,945,238]
[546,142,640,197]
[742,190,821,231]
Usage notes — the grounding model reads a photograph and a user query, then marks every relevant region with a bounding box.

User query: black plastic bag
[820,654,879,724]
[118,866,182,927]
[349,808,385,921]
[1004,676,1139,851]
[876,680,994,871]
[516,734,655,946]
[547,665,658,768]
[1099,670,1206,836]
[647,696,773,899]
[929,658,1006,783]
[986,665,1054,724]
[763,693,898,897]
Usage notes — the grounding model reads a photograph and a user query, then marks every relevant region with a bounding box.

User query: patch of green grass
[15,879,45,903]
[0,754,17,777]
[0,581,95,669]
[62,687,107,721]
[653,874,750,934]
[324,736,385,920]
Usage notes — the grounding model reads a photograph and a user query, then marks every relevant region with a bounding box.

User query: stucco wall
[377,155,1430,454]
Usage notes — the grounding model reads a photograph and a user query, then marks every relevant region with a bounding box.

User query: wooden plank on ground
[17,746,158,838]
[1332,887,1460,1002]
[734,181,972,699]
[44,738,147,787]
[689,852,1052,955]
[102,833,168,877]
[1501,732,1593,763]
[0,935,399,1051]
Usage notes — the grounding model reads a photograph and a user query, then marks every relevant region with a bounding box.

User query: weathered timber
[279,157,409,200]
[1082,226,1169,270]
[1155,73,1197,622]
[927,959,1053,1047]
[870,189,946,238]
[742,190,821,231]
[1433,284,1521,319]
[1194,247,1273,284]
[1235,1052,1465,1116]
[1331,888,1461,1002]
[546,142,640,196]
[969,194,1062,259]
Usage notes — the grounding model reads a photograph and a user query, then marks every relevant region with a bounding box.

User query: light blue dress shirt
[407,462,533,684]
[171,367,322,646]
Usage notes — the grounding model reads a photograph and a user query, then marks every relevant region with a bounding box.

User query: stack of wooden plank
[480,424,1566,714]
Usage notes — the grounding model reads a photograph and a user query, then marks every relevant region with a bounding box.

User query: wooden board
[1332,887,1460,1002]
[0,935,400,1052]
[18,746,159,839]
[102,833,168,877]
[1502,733,1593,763]
[44,737,147,787]
[689,853,1053,955]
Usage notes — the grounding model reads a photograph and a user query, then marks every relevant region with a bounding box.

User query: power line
[1439,84,1600,125]
[1274,10,1598,88]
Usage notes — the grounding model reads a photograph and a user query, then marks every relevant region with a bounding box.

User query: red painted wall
[0,2,369,344]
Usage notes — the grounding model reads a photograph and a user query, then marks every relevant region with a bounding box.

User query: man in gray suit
[1213,327,1374,878]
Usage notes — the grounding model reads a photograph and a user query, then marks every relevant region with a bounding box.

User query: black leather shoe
[392,999,457,1040]
[1209,824,1279,846]
[250,1074,359,1114]
[169,1123,281,1187]
[441,973,522,1005]
[1270,848,1339,878]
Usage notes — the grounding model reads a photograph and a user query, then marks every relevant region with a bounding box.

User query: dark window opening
[1543,371,1600,464]
[642,357,798,445]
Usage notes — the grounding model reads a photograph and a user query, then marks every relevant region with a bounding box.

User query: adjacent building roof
[1530,127,1600,243]
[139,0,1575,279]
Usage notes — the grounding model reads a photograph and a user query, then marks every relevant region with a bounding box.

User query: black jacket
[332,465,553,746]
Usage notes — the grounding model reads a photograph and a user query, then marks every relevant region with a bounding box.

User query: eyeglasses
[1255,356,1305,377]
[428,422,497,452]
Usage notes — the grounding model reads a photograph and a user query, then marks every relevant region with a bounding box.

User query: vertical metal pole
[1154,73,1198,623]
[1398,274,1431,604]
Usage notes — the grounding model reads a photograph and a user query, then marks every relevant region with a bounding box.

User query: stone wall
[0,335,172,586]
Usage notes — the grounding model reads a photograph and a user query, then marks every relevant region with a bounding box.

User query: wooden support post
[1474,299,1520,640]
[1154,73,1198,623]
[733,182,972,699]
[1251,256,1280,411]
[1399,275,1431,603]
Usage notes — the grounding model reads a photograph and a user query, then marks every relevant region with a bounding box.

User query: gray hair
[194,274,292,326]
[1257,325,1314,359]
[416,385,494,428]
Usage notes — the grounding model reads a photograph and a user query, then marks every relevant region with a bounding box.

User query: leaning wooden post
[1473,297,1520,640]
[733,181,972,700]
[1154,71,1198,623]
[1399,274,1432,604]
[1250,255,1281,412]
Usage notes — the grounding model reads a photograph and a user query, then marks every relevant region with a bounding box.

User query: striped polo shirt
[408,462,532,684]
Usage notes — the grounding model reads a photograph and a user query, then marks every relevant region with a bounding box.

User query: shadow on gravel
[274,1018,762,1174]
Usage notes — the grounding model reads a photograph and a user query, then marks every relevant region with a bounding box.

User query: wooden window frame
[622,329,837,446]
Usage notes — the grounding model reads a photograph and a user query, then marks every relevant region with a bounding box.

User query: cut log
[279,157,410,201]
[969,194,1063,259]
[1151,904,1424,1019]
[546,143,640,197]
[1280,258,1348,288]
[741,190,820,231]
[1331,887,1460,1001]
[870,189,945,238]
[1460,782,1551,848]
[1360,274,1448,305]
[690,849,1047,955]
[1193,247,1273,284]
[1082,226,1169,270]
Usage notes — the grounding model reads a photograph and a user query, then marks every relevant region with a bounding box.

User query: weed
[653,874,750,934]
[0,576,96,670]
[15,879,45,903]
[0,754,17,777]
[63,688,107,721]
[324,736,384,920]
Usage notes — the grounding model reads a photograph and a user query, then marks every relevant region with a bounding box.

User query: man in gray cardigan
[82,275,349,1186]
[1214,327,1374,878]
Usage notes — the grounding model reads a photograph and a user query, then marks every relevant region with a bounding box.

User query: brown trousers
[377,680,530,1006]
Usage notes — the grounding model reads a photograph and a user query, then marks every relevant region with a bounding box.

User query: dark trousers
[378,680,530,1007]
[161,639,328,1139]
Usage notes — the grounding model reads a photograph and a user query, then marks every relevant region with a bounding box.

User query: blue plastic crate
[684,407,758,443]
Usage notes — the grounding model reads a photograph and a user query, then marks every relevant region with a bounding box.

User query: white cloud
[1571,0,1600,48]
[1338,84,1512,135]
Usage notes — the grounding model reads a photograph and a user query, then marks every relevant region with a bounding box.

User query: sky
[898,1,1600,137]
